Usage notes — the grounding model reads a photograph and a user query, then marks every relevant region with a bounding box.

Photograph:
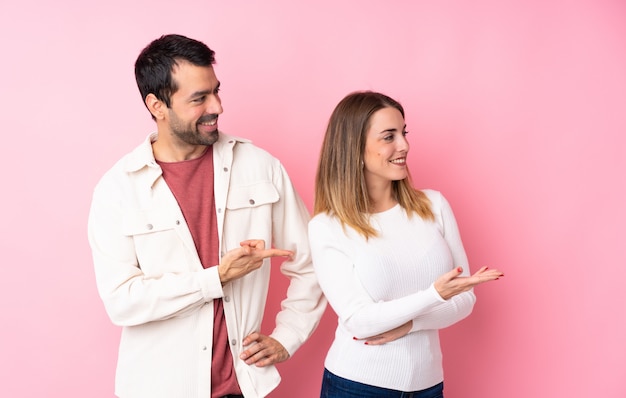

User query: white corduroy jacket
[88,132,326,398]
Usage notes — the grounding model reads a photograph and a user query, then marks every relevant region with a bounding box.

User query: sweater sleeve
[308,216,444,338]
[410,191,476,332]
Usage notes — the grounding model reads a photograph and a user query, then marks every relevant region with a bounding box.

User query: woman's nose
[398,135,410,152]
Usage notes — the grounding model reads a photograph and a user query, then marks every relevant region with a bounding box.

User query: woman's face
[363,106,410,189]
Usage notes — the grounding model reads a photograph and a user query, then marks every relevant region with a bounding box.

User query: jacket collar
[122,131,251,174]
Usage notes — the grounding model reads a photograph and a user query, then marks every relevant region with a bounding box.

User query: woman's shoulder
[308,216,369,254]
[417,188,453,225]
[308,212,341,245]
[309,211,340,228]
[308,212,355,239]
[420,188,445,207]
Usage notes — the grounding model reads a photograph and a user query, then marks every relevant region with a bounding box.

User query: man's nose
[206,94,223,115]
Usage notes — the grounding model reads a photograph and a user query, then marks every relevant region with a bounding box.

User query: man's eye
[193,96,205,103]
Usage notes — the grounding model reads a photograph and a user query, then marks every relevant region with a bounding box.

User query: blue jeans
[320,369,444,398]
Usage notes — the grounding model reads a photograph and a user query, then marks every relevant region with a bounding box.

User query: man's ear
[145,93,166,120]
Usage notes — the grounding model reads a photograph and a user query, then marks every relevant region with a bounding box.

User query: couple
[88,34,503,398]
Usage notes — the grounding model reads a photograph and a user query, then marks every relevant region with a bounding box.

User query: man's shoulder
[93,134,155,189]
[221,133,279,165]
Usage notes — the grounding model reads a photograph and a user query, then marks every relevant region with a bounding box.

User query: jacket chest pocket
[121,208,196,274]
[225,181,279,240]
[226,181,279,210]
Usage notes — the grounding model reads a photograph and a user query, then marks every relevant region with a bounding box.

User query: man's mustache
[197,114,219,124]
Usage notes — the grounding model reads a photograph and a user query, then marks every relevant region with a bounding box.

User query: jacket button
[249,199,255,205]
[231,339,237,346]
[223,167,229,172]
[224,296,230,302]
[146,224,153,230]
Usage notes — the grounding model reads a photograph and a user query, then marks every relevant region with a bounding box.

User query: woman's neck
[367,184,397,213]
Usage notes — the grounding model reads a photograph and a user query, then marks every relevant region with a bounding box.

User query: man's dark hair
[134,34,216,115]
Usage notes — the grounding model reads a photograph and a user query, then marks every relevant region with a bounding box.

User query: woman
[308,91,503,398]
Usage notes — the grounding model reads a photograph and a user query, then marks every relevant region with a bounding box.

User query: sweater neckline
[370,203,401,217]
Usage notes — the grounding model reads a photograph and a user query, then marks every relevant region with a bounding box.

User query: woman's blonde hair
[313,91,434,239]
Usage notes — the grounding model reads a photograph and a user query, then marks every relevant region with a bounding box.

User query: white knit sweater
[308,190,476,391]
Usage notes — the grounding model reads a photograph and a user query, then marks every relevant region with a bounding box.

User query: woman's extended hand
[434,266,504,300]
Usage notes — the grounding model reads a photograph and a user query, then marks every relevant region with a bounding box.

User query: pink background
[1,0,625,396]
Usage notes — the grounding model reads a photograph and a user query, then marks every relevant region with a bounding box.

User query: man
[88,34,326,398]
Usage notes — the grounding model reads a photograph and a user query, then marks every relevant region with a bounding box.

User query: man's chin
[194,129,219,146]
[203,130,219,145]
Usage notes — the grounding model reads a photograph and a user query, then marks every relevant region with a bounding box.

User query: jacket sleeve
[266,163,327,355]
[87,173,224,327]
[410,192,475,332]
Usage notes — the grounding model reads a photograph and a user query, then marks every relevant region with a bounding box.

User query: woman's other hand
[354,320,413,346]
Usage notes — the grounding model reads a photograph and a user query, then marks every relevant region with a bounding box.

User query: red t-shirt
[158,147,242,397]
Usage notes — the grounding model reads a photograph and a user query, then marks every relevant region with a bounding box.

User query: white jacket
[88,132,326,398]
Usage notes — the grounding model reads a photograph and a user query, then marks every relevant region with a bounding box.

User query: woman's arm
[308,216,444,338]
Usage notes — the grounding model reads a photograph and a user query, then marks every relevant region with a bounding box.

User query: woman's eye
[403,130,409,136]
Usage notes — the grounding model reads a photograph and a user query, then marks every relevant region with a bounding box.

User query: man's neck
[152,137,209,162]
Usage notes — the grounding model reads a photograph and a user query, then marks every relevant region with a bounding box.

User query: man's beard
[173,127,219,146]
[170,113,219,146]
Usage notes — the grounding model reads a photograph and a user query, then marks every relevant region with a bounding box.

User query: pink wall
[1,0,624,396]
